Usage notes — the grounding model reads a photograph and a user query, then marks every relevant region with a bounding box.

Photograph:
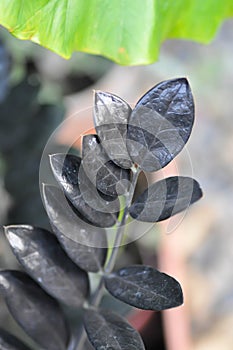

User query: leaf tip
[192,179,203,203]
[0,270,10,294]
[41,182,50,199]
[94,89,104,108]
[4,225,32,253]
[49,153,65,175]
[4,225,16,239]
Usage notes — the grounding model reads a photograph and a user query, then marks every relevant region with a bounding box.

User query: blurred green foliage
[0,0,232,65]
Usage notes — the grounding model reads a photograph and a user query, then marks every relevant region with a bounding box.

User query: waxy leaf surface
[42,184,107,272]
[94,91,132,168]
[0,1,232,65]
[104,265,183,310]
[127,78,194,171]
[84,309,145,350]
[82,135,131,197]
[5,225,89,306]
[0,270,69,350]
[50,153,119,227]
[129,176,202,222]
[0,328,32,350]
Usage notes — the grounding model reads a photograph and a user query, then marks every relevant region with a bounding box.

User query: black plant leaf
[4,225,89,307]
[0,328,32,350]
[0,270,69,350]
[79,163,119,204]
[50,153,119,227]
[94,91,133,169]
[127,78,194,171]
[84,309,145,350]
[104,265,183,311]
[129,176,202,222]
[82,134,131,197]
[42,184,107,272]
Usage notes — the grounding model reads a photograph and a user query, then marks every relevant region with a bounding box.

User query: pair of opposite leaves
[0,78,202,350]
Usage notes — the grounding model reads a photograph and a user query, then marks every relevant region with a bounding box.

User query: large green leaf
[0,0,232,65]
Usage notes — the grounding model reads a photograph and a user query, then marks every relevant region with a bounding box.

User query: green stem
[73,166,140,350]
[104,207,129,274]
[105,165,139,273]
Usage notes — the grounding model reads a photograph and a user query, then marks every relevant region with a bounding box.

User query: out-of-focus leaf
[127,78,194,172]
[84,309,145,350]
[0,78,64,227]
[4,225,89,306]
[129,176,202,222]
[42,184,107,272]
[0,80,39,152]
[94,91,132,169]
[0,270,69,350]
[0,40,10,103]
[50,153,119,227]
[0,1,232,65]
[104,265,183,310]
[0,328,32,350]
[82,135,131,196]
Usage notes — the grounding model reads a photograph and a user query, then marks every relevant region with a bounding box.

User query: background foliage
[0,0,232,65]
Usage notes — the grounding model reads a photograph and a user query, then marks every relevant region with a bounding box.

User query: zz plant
[0,78,202,350]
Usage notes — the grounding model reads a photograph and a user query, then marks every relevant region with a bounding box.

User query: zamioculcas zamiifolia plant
[0,78,202,350]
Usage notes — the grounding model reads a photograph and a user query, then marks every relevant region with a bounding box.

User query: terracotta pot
[128,310,165,350]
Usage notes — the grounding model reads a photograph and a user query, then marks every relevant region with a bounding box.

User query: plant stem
[105,165,139,273]
[73,166,140,350]
[104,207,129,274]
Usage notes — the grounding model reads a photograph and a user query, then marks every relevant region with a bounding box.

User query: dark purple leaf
[0,270,69,350]
[82,135,131,197]
[129,176,202,222]
[104,265,183,311]
[0,328,32,350]
[4,225,89,306]
[84,309,145,350]
[94,91,133,169]
[42,184,107,272]
[50,153,119,227]
[127,78,194,171]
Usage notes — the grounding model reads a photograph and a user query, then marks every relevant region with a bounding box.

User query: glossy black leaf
[84,309,145,350]
[94,91,133,169]
[0,328,32,350]
[0,270,69,350]
[42,184,107,272]
[4,225,89,306]
[50,153,119,227]
[77,162,120,218]
[82,134,131,197]
[127,78,194,171]
[104,265,183,311]
[129,176,202,222]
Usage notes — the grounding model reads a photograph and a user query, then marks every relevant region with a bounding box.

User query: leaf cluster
[0,78,202,350]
